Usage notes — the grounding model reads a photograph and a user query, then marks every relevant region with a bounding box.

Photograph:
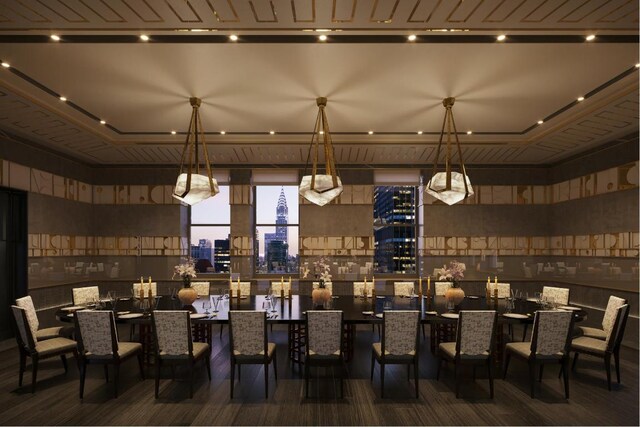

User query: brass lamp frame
[174,97,216,200]
[303,97,341,193]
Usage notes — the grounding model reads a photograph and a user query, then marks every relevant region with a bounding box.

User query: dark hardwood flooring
[0,325,637,426]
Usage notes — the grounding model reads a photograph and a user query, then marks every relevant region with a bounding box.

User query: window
[190,186,230,274]
[255,186,299,274]
[373,186,417,274]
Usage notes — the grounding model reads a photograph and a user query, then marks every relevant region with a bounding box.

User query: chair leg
[230,361,235,399]
[503,352,511,379]
[436,355,442,381]
[522,324,528,342]
[454,362,460,398]
[79,361,86,399]
[380,363,385,398]
[414,360,419,399]
[18,351,26,387]
[154,360,161,398]
[104,365,109,383]
[528,362,536,398]
[614,349,621,384]
[264,363,269,398]
[137,353,145,380]
[538,364,544,382]
[114,364,120,398]
[370,352,375,381]
[305,361,310,398]
[407,364,410,381]
[238,364,241,381]
[205,350,212,381]
[572,352,579,371]
[472,366,476,381]
[341,361,346,399]
[31,356,39,394]
[220,325,224,339]
[562,359,570,399]
[189,362,194,399]
[273,356,278,382]
[421,324,426,340]
[61,354,68,373]
[604,354,612,391]
[488,359,494,399]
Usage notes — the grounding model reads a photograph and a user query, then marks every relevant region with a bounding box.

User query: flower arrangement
[301,256,332,284]
[437,260,466,286]
[172,258,197,286]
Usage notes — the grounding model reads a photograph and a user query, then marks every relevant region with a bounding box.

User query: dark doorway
[0,187,27,340]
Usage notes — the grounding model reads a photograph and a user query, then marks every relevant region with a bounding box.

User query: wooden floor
[0,325,637,426]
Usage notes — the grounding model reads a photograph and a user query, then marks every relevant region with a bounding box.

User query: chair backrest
[190,281,210,297]
[435,282,452,296]
[270,281,291,295]
[531,310,573,357]
[353,281,373,297]
[152,310,192,357]
[15,296,39,338]
[229,311,267,357]
[312,281,333,294]
[456,310,496,357]
[602,295,627,334]
[72,286,100,305]
[382,310,420,356]
[306,310,342,356]
[11,305,36,351]
[542,286,569,305]
[230,281,251,297]
[393,282,414,297]
[132,282,157,297]
[487,282,510,298]
[606,304,630,350]
[75,310,118,357]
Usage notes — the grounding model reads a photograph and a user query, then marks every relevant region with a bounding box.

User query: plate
[375,313,383,318]
[503,313,528,319]
[441,313,459,319]
[116,311,130,315]
[376,296,386,299]
[239,296,248,299]
[118,313,144,319]
[190,313,207,319]
[362,311,374,315]
[526,298,539,302]
[467,296,480,299]
[559,305,581,311]
[61,306,84,312]
[66,313,74,317]
[425,311,438,315]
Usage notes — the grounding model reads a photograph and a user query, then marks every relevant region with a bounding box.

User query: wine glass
[170,288,177,300]
[270,295,278,313]
[266,286,272,300]
[383,300,392,312]
[202,299,211,315]
[212,296,220,313]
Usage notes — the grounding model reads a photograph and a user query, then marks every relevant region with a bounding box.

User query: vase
[178,277,198,306]
[312,286,331,308]
[445,284,465,306]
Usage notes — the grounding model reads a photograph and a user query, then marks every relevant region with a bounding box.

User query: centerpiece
[304,257,333,308]
[437,260,466,306]
[173,258,198,306]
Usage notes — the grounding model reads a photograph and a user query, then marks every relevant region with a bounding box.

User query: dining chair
[16,295,74,341]
[503,310,573,398]
[151,310,211,398]
[542,286,569,306]
[578,295,626,340]
[74,310,144,398]
[353,281,373,297]
[230,281,251,297]
[132,282,157,297]
[305,310,346,398]
[437,310,497,398]
[229,310,277,398]
[569,304,629,391]
[190,281,210,297]
[370,310,420,398]
[434,282,452,296]
[393,282,414,297]
[72,286,100,305]
[312,281,333,294]
[10,305,78,393]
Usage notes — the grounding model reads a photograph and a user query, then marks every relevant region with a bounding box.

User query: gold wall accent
[230,184,253,205]
[299,235,375,256]
[231,236,254,256]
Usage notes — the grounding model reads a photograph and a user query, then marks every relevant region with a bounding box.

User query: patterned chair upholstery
[72,286,100,305]
[16,295,73,341]
[312,281,333,294]
[437,310,497,398]
[371,310,420,398]
[151,310,211,398]
[305,310,345,398]
[435,282,452,296]
[504,310,573,398]
[190,281,210,297]
[230,281,251,297]
[487,283,511,298]
[542,286,570,305]
[570,304,630,391]
[353,281,374,297]
[10,305,78,393]
[579,295,626,340]
[132,282,158,297]
[75,310,144,398]
[393,282,415,297]
[229,310,277,398]
[271,281,291,296]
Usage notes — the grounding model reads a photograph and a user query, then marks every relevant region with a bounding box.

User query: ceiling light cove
[586,34,596,41]
[140,34,150,41]
[497,34,506,41]
[466,131,472,135]
[220,131,226,135]
[577,96,585,102]
[417,131,423,135]
[318,34,328,42]
[1,62,10,68]
[269,130,275,135]
[100,120,106,125]
[368,131,374,135]
[50,35,60,41]
[171,131,176,135]
[537,120,544,125]
[59,96,67,101]
[407,34,417,42]
[229,34,238,41]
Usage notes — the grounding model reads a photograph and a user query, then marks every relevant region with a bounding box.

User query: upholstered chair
[305,310,345,398]
[393,282,414,297]
[542,286,570,305]
[371,310,420,398]
[151,310,211,398]
[16,295,74,341]
[132,282,157,297]
[353,281,374,297]
[579,295,626,340]
[72,286,100,305]
[74,310,144,398]
[504,310,573,398]
[434,282,452,296]
[229,310,277,398]
[190,281,211,297]
[312,281,333,294]
[437,310,497,398]
[570,304,630,391]
[10,305,78,393]
[230,281,251,297]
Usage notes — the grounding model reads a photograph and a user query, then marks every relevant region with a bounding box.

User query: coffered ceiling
[0,0,637,166]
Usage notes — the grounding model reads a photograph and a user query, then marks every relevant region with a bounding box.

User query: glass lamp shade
[172,173,219,206]
[299,174,343,206]
[425,171,474,205]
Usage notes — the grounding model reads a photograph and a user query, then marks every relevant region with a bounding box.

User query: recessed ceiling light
[635,63,640,68]
[368,131,374,135]
[319,130,324,134]
[59,96,67,101]
[466,130,472,135]
[315,29,331,32]
[1,62,10,68]
[408,34,417,41]
[318,34,328,41]
[229,34,238,41]
[171,131,176,135]
[140,34,149,41]
[497,34,506,41]
[269,130,275,135]
[100,120,106,125]
[586,34,596,41]
[537,120,544,125]
[577,96,585,102]
[220,131,226,135]
[50,34,60,41]
[417,131,423,135]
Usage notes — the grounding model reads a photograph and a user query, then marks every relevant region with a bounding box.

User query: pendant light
[425,97,473,205]
[172,97,219,205]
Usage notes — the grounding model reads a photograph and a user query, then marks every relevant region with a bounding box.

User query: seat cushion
[192,342,210,359]
[572,336,607,355]
[118,341,143,359]
[579,326,607,340]
[372,342,415,360]
[35,337,77,357]
[506,342,532,359]
[36,326,74,341]
[234,342,276,360]
[439,342,457,359]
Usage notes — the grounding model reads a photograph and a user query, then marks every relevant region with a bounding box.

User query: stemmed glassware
[212,295,220,313]
[269,295,278,313]
[202,298,211,315]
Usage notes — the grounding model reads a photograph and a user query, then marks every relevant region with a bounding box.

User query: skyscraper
[264,187,289,271]
[190,239,213,264]
[373,186,416,273]
[213,239,230,273]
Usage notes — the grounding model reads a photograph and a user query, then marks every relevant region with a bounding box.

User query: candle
[427,276,431,295]
[418,277,422,297]
[148,276,152,284]
[494,276,498,284]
